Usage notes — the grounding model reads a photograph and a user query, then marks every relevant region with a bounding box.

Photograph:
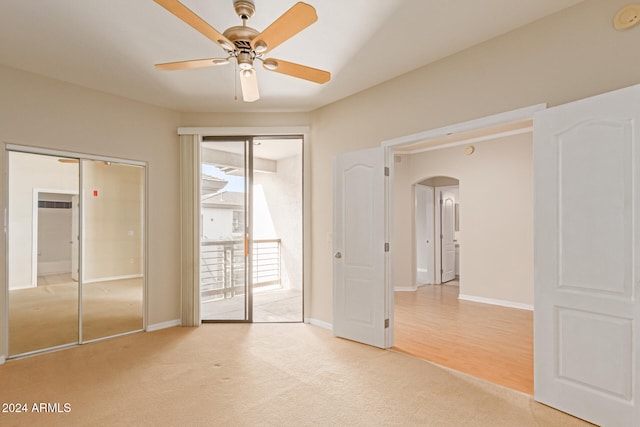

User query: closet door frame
[3,144,148,357]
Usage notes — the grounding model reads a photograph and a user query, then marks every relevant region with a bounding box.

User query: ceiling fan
[153,0,331,102]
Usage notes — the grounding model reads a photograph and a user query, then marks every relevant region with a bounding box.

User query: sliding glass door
[200,137,251,321]
[200,135,303,323]
[6,149,145,357]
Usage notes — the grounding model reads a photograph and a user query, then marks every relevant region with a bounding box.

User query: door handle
[334,252,342,259]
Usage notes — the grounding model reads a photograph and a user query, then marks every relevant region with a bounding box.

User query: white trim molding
[0,355,6,365]
[146,319,182,332]
[394,286,418,292]
[458,294,533,311]
[304,318,332,330]
[177,126,310,136]
[382,103,545,149]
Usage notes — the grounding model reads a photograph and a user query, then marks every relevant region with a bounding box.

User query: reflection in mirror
[8,152,80,356]
[7,151,145,357]
[81,160,144,341]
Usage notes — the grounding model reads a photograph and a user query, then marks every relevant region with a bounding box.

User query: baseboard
[0,355,5,365]
[395,286,418,292]
[304,318,332,330]
[458,294,533,311]
[83,274,143,284]
[146,319,181,332]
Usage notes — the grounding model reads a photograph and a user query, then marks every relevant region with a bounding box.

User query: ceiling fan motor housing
[233,0,255,20]
[223,25,260,69]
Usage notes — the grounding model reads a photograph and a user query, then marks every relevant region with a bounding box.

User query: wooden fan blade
[262,58,330,84]
[154,0,235,51]
[251,2,317,54]
[240,70,260,102]
[155,58,229,70]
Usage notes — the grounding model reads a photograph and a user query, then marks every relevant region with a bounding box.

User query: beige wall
[308,0,640,323]
[394,133,533,305]
[82,161,144,282]
[2,0,640,338]
[0,65,182,338]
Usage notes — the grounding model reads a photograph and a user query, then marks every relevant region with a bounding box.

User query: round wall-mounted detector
[614,4,640,30]
[464,146,475,155]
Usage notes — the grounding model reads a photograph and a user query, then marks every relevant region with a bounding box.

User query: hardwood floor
[393,283,533,394]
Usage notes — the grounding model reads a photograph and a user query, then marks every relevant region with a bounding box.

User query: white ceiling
[0,0,583,113]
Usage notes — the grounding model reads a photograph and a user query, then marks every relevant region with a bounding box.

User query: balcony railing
[200,239,281,303]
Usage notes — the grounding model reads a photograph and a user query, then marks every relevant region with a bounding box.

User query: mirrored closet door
[6,149,145,357]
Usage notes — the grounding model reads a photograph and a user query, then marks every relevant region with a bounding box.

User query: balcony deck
[201,287,302,322]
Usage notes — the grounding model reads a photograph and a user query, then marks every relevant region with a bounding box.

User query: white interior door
[415,184,434,285]
[534,84,640,426]
[333,146,391,348]
[440,189,456,283]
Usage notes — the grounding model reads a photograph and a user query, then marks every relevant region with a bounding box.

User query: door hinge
[384,166,389,177]
[385,318,389,329]
[385,242,390,252]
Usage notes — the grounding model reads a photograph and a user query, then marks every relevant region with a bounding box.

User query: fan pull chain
[234,61,238,101]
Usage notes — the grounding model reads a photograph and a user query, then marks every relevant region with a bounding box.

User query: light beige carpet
[8,279,143,356]
[0,324,593,427]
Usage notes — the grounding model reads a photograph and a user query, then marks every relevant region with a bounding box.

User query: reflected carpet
[8,279,143,355]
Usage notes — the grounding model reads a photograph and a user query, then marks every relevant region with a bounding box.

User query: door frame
[381,104,543,346]
[31,188,78,288]
[178,126,310,324]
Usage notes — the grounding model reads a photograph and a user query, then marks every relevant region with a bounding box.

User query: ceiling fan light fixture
[254,40,268,53]
[263,59,279,71]
[241,68,254,78]
[237,51,254,70]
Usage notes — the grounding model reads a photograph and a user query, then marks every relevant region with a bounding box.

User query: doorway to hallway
[393,283,533,394]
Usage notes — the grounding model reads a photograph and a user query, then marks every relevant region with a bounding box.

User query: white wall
[394,133,533,305]
[253,152,303,291]
[202,208,235,241]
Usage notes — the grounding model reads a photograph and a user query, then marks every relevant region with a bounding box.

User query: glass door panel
[251,136,303,322]
[7,151,80,356]
[200,138,250,321]
[81,159,144,341]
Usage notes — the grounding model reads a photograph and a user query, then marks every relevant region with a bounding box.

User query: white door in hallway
[439,189,456,283]
[333,147,392,349]
[534,84,640,426]
[415,184,435,285]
